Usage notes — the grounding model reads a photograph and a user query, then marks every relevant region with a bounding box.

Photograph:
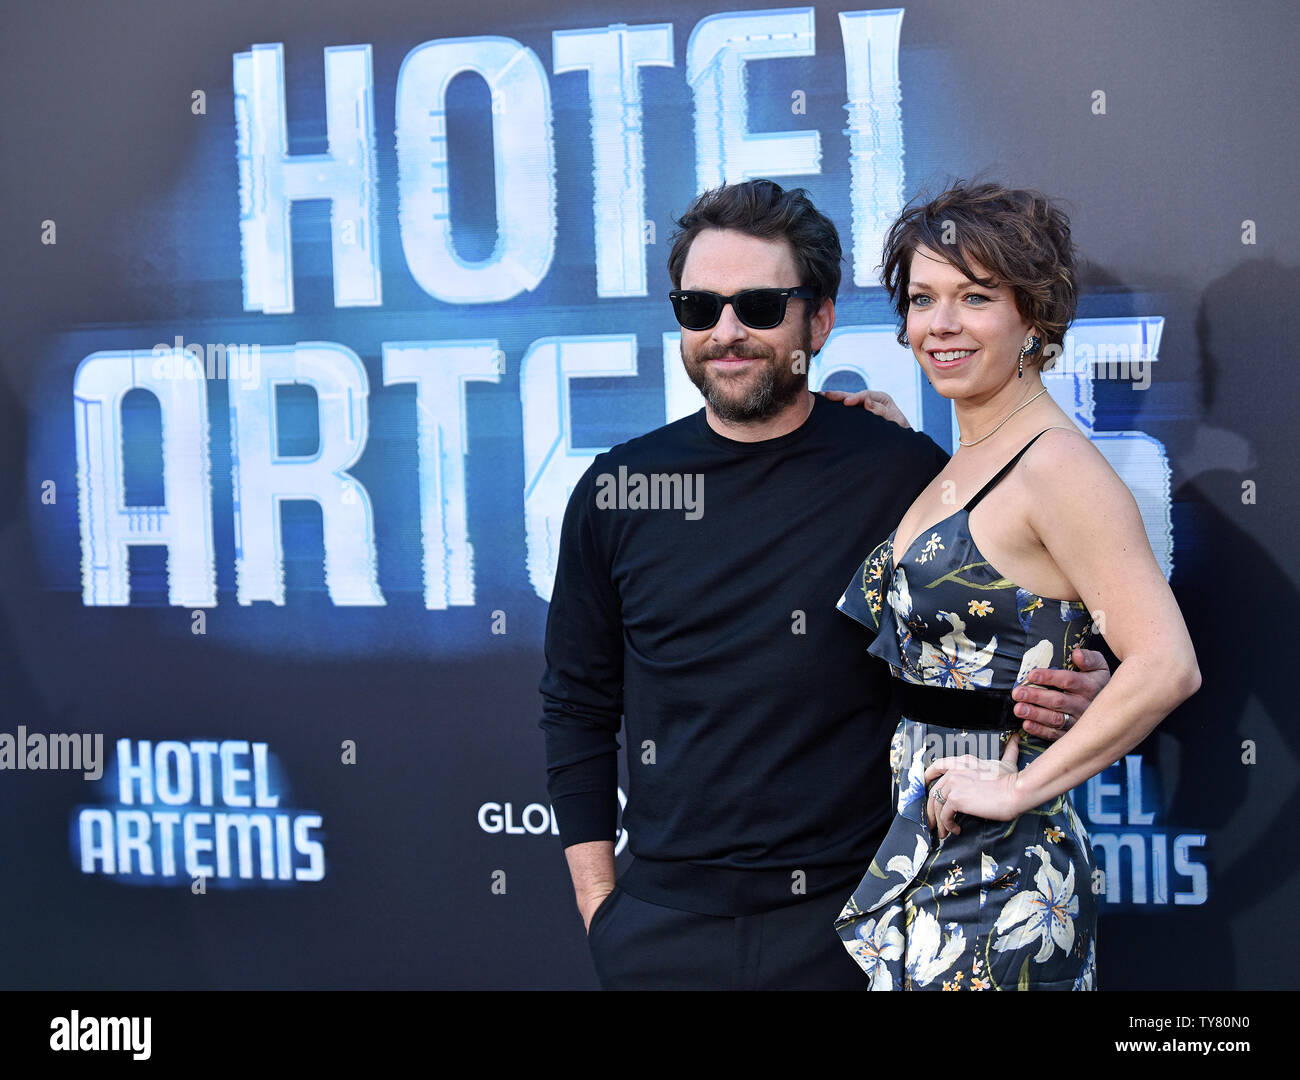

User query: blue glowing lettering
[1083,754,1207,906]
[233,43,382,314]
[382,340,502,608]
[76,740,324,885]
[553,23,674,297]
[687,9,821,189]
[520,335,639,598]
[230,343,383,606]
[74,350,216,608]
[72,15,1176,610]
[395,36,556,302]
[839,9,906,285]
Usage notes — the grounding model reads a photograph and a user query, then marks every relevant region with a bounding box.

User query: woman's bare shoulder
[1021,424,1140,521]
[1025,424,1112,473]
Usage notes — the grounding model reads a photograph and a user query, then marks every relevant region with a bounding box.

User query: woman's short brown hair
[880,181,1078,365]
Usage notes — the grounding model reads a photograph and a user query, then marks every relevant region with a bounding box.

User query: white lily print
[1062,792,1091,846]
[980,853,999,910]
[887,565,914,625]
[841,906,904,989]
[917,610,996,688]
[1073,937,1096,990]
[991,845,1079,963]
[890,568,931,683]
[915,531,946,564]
[1013,639,1055,687]
[872,832,930,909]
[897,744,929,814]
[905,907,966,987]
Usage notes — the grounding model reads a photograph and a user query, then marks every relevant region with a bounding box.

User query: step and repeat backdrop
[1,0,1295,988]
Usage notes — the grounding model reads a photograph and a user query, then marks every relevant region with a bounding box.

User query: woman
[833,182,1199,990]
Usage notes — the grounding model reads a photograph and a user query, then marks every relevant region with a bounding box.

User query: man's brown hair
[667,179,843,310]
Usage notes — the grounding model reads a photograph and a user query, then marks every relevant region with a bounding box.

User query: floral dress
[834,430,1098,990]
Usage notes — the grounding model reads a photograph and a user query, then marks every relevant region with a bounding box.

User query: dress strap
[964,427,1065,512]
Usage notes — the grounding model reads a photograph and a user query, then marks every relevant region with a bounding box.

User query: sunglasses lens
[673,292,721,330]
[734,290,784,329]
[672,289,805,330]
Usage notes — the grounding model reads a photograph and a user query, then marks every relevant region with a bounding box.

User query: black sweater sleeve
[538,460,624,847]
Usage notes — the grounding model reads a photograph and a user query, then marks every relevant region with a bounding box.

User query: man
[539,179,1108,990]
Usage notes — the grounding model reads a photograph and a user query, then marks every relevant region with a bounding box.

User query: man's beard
[682,325,812,423]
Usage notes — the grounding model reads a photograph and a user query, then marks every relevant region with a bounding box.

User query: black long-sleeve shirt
[539,394,949,915]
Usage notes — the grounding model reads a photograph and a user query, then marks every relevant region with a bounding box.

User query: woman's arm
[925,428,1200,837]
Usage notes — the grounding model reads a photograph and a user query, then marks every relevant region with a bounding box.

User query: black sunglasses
[669,286,819,331]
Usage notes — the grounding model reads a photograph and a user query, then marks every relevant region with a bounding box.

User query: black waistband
[897,680,1022,731]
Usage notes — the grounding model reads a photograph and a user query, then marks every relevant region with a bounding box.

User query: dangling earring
[1018,335,1041,378]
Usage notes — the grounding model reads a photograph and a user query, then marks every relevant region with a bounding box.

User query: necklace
[957,387,1049,446]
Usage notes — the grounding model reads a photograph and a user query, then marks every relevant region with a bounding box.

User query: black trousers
[586,883,866,990]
